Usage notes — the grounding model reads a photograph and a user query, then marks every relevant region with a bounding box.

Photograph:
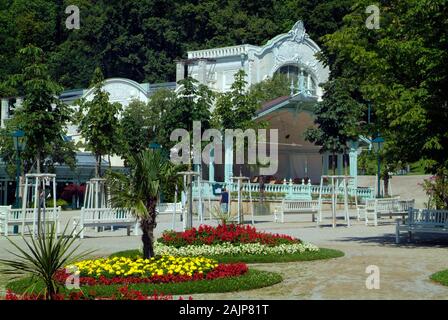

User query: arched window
[276,64,316,95]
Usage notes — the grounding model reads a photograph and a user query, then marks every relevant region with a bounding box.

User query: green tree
[305,79,364,174]
[119,100,152,163]
[249,73,291,105]
[106,149,177,259]
[77,67,122,177]
[157,77,213,150]
[213,69,260,131]
[6,45,74,173]
[323,0,448,173]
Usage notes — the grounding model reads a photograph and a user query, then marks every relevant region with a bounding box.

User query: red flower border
[54,262,248,286]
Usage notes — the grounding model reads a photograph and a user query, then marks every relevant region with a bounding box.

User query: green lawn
[430,269,448,286]
[110,247,344,263]
[7,269,282,297]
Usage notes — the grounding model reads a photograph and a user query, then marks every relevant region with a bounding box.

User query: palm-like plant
[106,149,177,259]
[0,223,94,300]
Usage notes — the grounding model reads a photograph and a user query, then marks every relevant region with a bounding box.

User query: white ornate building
[0,21,365,205]
[176,21,329,98]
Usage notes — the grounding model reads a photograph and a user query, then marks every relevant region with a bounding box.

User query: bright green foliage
[119,100,153,162]
[213,70,260,131]
[157,77,213,150]
[322,0,448,174]
[305,79,364,173]
[106,149,178,259]
[249,73,291,105]
[77,67,122,177]
[4,45,75,173]
[0,223,94,300]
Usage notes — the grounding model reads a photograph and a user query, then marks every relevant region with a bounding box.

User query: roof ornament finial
[289,20,306,43]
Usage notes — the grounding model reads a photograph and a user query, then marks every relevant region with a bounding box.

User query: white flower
[154,241,319,256]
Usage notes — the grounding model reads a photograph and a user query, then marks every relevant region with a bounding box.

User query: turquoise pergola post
[348,141,359,188]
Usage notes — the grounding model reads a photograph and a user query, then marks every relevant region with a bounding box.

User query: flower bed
[159,224,300,247]
[5,287,191,300]
[55,256,248,286]
[155,241,319,256]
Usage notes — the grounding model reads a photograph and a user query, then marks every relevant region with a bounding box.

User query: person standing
[220,187,229,214]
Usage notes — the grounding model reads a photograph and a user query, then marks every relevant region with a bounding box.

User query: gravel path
[1,209,448,299]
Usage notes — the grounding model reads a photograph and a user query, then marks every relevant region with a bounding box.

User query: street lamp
[372,135,384,198]
[12,130,25,208]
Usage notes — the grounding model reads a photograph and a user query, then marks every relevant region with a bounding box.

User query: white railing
[157,203,182,214]
[80,208,135,223]
[188,45,250,59]
[0,206,61,236]
[193,181,373,200]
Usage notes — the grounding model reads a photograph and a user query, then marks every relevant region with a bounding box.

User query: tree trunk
[384,173,389,197]
[36,153,41,174]
[140,199,157,259]
[332,152,337,175]
[95,154,99,178]
[344,152,348,176]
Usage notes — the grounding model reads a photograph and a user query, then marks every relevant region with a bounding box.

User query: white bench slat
[274,200,319,223]
[74,207,138,239]
[396,209,448,243]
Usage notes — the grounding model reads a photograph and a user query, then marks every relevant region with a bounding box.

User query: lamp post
[12,130,25,208]
[372,135,384,198]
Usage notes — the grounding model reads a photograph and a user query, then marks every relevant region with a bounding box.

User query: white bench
[156,202,182,215]
[396,209,448,243]
[73,207,138,239]
[360,197,415,226]
[0,205,61,236]
[274,200,319,223]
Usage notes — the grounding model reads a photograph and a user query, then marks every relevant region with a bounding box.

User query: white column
[1,98,9,128]
[209,148,215,182]
[349,142,359,188]
[15,97,23,108]
[197,59,207,85]
[224,137,233,183]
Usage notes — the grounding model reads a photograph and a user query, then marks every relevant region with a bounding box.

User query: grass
[430,269,448,286]
[109,247,344,263]
[7,269,282,297]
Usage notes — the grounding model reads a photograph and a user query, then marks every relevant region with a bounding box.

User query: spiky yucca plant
[106,149,177,259]
[0,223,94,300]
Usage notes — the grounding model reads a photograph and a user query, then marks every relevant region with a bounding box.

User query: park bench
[156,202,182,215]
[359,197,415,226]
[274,199,319,223]
[396,208,448,243]
[73,207,138,239]
[0,205,61,236]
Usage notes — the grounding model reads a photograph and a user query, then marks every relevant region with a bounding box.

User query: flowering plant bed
[4,287,187,300]
[6,269,282,298]
[159,224,300,247]
[54,256,248,286]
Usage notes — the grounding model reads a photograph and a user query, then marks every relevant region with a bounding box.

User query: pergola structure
[21,173,58,237]
[317,175,356,228]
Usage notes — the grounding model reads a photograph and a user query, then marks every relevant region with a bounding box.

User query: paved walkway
[1,210,448,299]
